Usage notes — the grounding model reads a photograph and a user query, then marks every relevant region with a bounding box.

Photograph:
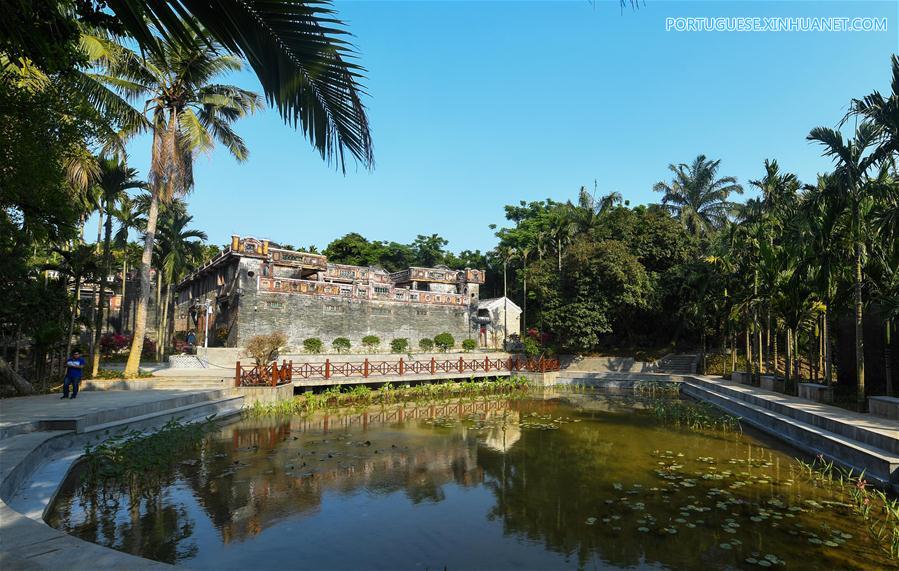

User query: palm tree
[808,122,879,407]
[154,203,207,358]
[110,193,146,332]
[653,154,744,238]
[89,159,145,376]
[45,245,99,359]
[98,1,373,169]
[96,33,262,377]
[845,54,898,168]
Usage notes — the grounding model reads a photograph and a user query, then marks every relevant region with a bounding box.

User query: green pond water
[46,389,896,570]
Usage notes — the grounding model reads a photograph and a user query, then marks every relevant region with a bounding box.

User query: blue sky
[116,0,898,253]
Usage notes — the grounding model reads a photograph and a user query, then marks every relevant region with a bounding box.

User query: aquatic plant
[247,376,531,417]
[633,381,681,397]
[796,455,899,560]
[649,398,741,432]
[80,416,216,496]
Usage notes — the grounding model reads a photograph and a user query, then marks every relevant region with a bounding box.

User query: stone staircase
[657,353,699,374]
[681,376,899,490]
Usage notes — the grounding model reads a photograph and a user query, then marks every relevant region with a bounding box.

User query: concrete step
[681,381,899,489]
[85,395,244,434]
[686,376,899,455]
[60,389,234,433]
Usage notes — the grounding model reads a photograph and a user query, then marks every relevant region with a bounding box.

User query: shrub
[390,338,409,353]
[362,335,380,351]
[522,335,541,357]
[434,332,455,352]
[99,333,130,356]
[462,338,476,352]
[303,337,323,354]
[332,337,351,354]
[245,332,287,366]
[419,338,434,352]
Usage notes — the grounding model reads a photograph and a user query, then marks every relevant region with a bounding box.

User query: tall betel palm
[653,155,743,238]
[89,158,145,376]
[808,122,879,407]
[110,193,146,332]
[97,34,263,377]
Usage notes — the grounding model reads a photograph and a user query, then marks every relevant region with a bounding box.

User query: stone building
[174,236,487,349]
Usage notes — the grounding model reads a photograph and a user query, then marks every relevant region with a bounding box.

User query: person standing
[62,350,86,399]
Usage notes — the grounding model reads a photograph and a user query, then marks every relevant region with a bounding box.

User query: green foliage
[332,337,351,354]
[650,398,741,432]
[390,338,409,353]
[323,232,487,272]
[434,332,455,352]
[419,338,435,352]
[248,376,531,417]
[361,335,380,351]
[303,337,323,354]
[462,339,477,352]
[521,336,541,357]
[244,332,287,366]
[80,417,215,496]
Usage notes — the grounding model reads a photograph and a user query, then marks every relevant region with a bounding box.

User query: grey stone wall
[238,292,477,350]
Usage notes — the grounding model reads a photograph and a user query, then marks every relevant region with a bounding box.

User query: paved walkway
[0,388,235,570]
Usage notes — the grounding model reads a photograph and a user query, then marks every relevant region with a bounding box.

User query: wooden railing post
[430,357,436,375]
[399,357,405,376]
[540,357,546,373]
[459,356,464,373]
[270,363,278,387]
[364,358,369,378]
[485,356,489,372]
[288,360,293,381]
[235,361,241,387]
[325,359,331,380]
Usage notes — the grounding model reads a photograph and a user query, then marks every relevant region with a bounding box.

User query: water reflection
[47,391,893,570]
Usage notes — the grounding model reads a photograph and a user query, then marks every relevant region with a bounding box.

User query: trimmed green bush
[390,338,409,353]
[303,337,323,354]
[462,338,476,352]
[362,335,381,351]
[434,332,455,352]
[419,338,434,352]
[332,337,351,354]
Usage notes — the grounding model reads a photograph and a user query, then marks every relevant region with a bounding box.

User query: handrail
[235,356,560,387]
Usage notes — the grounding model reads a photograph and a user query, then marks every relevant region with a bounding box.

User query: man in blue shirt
[62,350,85,399]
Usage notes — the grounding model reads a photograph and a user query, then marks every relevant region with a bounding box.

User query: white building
[476,297,521,348]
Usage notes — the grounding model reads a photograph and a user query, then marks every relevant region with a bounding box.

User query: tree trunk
[885,321,893,397]
[786,328,793,382]
[1,357,34,395]
[731,332,736,373]
[522,261,527,335]
[90,199,115,377]
[853,223,865,407]
[773,327,778,377]
[121,256,127,333]
[123,190,159,378]
[65,275,82,359]
[765,311,771,374]
[557,238,562,273]
[160,283,171,360]
[155,269,162,361]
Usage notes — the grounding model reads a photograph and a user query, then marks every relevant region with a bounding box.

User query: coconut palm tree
[653,154,743,238]
[88,158,145,376]
[94,33,262,377]
[808,122,880,406]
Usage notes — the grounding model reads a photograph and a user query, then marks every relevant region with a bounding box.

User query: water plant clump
[796,455,899,559]
[649,398,741,432]
[247,375,531,417]
[633,381,681,397]
[80,416,216,496]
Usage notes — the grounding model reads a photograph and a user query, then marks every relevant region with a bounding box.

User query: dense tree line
[321,232,489,275]
[492,57,898,404]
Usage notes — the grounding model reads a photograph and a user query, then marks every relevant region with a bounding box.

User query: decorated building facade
[174,236,487,349]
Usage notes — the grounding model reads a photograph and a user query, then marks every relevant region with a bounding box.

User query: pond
[46,388,894,570]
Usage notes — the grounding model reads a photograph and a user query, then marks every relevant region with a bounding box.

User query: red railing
[234,356,560,387]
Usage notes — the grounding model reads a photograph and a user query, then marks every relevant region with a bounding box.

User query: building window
[374,286,389,294]
[416,309,428,316]
[268,301,282,309]
[324,304,343,312]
